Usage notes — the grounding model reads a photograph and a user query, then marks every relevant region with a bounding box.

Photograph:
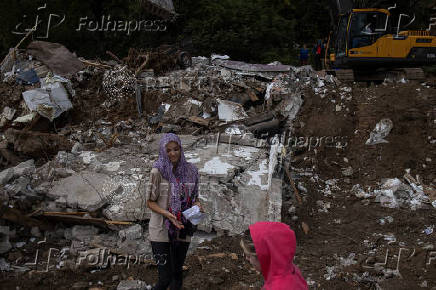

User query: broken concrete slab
[184,140,283,235]
[48,147,153,222]
[4,176,31,196]
[0,168,14,185]
[2,106,16,121]
[217,99,248,122]
[13,159,35,177]
[48,171,122,212]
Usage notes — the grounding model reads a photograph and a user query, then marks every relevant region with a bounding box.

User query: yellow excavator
[328,2,436,82]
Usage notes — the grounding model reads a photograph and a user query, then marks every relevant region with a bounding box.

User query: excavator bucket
[136,0,176,19]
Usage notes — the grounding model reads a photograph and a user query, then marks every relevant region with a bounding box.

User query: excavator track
[330,68,425,83]
[402,68,425,81]
[332,69,355,82]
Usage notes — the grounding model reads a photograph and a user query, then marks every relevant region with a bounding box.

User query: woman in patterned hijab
[147,133,202,290]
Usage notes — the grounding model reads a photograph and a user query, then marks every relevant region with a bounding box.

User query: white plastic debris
[365,119,393,145]
[13,112,37,124]
[264,82,275,100]
[352,184,371,198]
[338,253,357,267]
[42,74,75,97]
[379,216,394,225]
[372,178,428,210]
[317,200,331,213]
[340,87,352,93]
[423,225,434,236]
[182,205,206,225]
[22,86,73,121]
[324,266,337,280]
[225,126,242,135]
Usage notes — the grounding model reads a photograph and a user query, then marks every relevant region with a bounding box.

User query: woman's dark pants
[151,241,190,290]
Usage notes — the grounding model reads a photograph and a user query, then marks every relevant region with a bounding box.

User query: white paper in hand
[182,205,206,225]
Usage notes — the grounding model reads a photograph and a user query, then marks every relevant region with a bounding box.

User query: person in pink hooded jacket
[240,221,308,290]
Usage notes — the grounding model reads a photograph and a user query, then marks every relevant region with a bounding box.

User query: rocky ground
[0,49,435,289]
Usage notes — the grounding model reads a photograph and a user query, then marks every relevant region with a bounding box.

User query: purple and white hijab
[153,133,199,241]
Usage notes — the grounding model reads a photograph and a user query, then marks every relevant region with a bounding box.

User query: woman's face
[166,141,181,165]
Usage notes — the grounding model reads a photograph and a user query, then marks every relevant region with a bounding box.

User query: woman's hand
[194,201,204,213]
[164,211,184,229]
[147,201,184,229]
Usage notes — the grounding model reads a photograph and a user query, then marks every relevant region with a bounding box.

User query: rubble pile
[1,41,341,283]
[1,39,435,289]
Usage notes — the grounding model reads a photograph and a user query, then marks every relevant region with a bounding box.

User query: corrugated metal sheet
[217,60,291,72]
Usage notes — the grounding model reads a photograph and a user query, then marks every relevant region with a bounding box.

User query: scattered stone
[208,276,224,285]
[71,142,84,155]
[71,225,99,241]
[341,166,353,177]
[0,258,11,271]
[2,106,16,120]
[117,280,151,290]
[316,200,331,213]
[48,171,121,211]
[0,226,12,254]
[72,281,89,289]
[31,227,42,238]
[379,216,394,225]
[288,206,296,214]
[302,222,310,235]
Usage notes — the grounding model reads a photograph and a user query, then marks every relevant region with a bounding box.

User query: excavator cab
[329,7,436,81]
[332,9,391,67]
[349,10,389,48]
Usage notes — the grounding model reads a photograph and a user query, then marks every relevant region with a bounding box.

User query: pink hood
[249,222,308,290]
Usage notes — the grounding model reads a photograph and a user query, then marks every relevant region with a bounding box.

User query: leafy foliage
[0,0,432,64]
